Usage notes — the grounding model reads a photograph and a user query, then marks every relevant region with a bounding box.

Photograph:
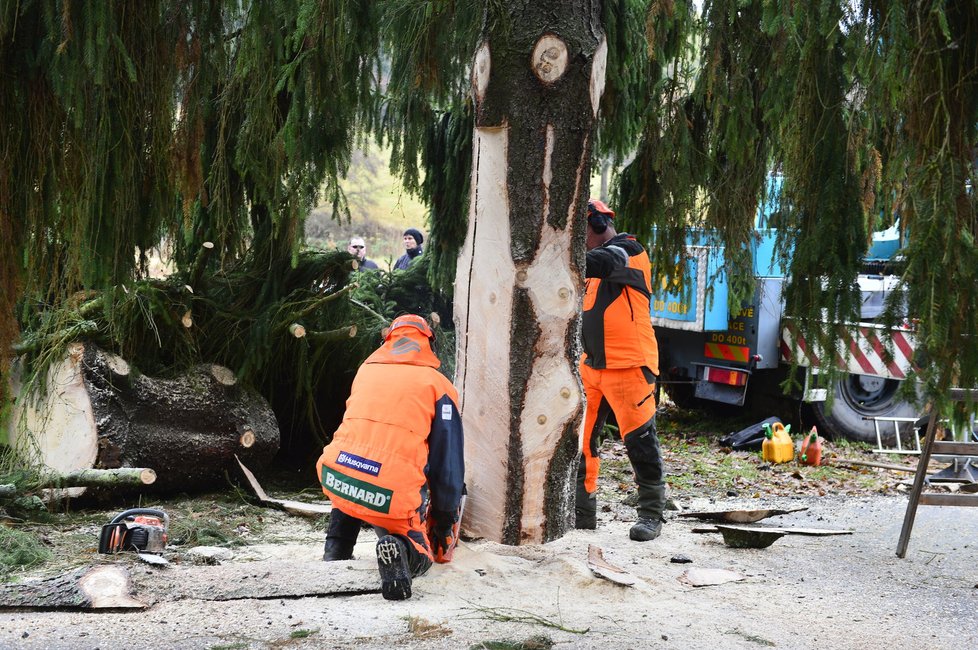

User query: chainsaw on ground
[98,508,169,555]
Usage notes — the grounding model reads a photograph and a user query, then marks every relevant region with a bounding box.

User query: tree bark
[9,343,279,493]
[455,2,607,544]
[0,566,145,609]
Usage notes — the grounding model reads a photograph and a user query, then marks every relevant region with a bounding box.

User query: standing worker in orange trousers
[576,199,666,541]
[316,314,465,600]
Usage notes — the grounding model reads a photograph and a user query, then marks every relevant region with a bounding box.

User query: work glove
[428,509,459,563]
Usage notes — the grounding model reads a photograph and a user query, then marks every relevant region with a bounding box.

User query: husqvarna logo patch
[391,337,421,355]
[336,451,382,476]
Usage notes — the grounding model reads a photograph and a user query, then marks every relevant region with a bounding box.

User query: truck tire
[812,374,921,444]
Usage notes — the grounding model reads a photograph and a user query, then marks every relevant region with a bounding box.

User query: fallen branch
[292,283,357,321]
[307,325,357,343]
[43,468,157,488]
[10,319,100,355]
[459,601,590,634]
[349,298,388,325]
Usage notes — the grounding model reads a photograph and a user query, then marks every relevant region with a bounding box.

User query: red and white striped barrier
[780,320,915,379]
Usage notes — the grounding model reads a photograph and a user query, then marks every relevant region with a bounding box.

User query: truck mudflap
[694,363,751,406]
[779,320,916,381]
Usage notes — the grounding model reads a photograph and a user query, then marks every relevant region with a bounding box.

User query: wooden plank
[235,456,331,518]
[948,388,978,401]
[930,441,978,456]
[691,525,852,536]
[897,412,940,558]
[676,507,808,523]
[918,493,978,507]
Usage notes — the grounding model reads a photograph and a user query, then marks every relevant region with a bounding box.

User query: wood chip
[679,567,746,587]
[586,544,637,587]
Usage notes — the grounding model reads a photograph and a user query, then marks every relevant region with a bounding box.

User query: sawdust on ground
[1,416,977,649]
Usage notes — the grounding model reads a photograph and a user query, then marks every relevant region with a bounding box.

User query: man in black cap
[394,228,424,271]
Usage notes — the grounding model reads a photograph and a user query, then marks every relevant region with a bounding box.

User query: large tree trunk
[455,2,607,544]
[9,343,279,493]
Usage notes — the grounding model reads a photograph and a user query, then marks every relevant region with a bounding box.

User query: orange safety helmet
[384,314,435,341]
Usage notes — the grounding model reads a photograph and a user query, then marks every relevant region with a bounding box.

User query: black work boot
[629,517,663,541]
[624,425,667,542]
[323,509,361,561]
[575,457,597,529]
[629,483,666,542]
[376,535,412,600]
[323,538,355,561]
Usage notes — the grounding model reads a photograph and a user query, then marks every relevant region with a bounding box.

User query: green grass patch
[0,525,51,579]
[163,491,268,548]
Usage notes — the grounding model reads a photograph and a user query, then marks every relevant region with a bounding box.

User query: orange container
[762,422,794,463]
[799,427,823,466]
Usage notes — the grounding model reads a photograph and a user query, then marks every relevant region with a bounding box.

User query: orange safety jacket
[582,233,660,373]
[316,328,464,523]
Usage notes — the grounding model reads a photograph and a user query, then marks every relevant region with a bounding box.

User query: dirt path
[1,493,976,649]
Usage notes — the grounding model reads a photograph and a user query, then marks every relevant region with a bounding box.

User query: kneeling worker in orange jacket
[316,314,465,601]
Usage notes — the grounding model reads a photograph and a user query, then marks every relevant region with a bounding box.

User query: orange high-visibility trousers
[580,363,656,493]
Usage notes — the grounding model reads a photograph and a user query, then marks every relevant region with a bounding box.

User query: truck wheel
[812,374,921,444]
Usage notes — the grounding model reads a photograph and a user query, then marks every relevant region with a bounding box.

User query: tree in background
[1,1,976,542]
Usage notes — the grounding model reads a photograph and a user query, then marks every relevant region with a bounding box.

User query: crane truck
[650,223,919,444]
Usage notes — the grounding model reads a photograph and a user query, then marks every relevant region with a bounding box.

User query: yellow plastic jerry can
[762,422,794,463]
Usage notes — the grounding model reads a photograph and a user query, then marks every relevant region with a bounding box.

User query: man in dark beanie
[394,228,424,271]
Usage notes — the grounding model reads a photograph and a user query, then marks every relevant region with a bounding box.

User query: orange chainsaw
[98,508,169,555]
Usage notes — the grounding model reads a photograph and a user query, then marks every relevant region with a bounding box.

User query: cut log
[0,565,145,609]
[454,6,605,544]
[8,343,279,493]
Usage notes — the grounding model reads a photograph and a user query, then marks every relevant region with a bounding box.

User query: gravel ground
[0,491,976,649]
[1,413,976,650]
